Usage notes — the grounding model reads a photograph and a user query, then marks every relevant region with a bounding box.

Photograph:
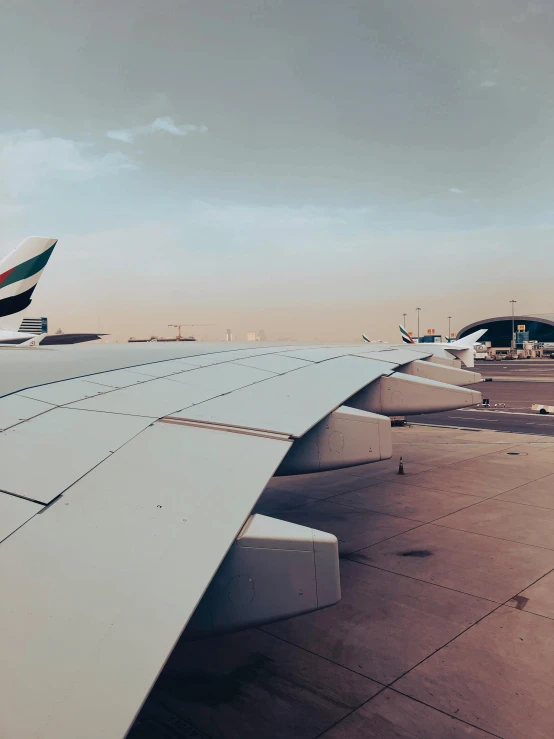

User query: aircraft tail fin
[362,334,370,343]
[0,237,57,318]
[399,325,415,344]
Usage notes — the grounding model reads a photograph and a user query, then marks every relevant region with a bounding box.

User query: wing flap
[174,355,395,437]
[0,408,152,503]
[66,377,220,418]
[0,422,290,739]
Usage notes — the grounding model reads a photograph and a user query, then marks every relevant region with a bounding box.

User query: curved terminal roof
[458,314,554,347]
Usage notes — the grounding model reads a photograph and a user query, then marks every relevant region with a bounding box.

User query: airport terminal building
[457,314,554,348]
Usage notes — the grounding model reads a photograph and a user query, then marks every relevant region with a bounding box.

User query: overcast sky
[1,0,553,341]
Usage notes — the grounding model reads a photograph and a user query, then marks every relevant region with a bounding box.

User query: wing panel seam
[157,417,292,441]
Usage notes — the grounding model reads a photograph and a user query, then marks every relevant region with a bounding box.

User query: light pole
[402,312,407,329]
[448,316,452,343]
[510,300,517,351]
[416,307,421,341]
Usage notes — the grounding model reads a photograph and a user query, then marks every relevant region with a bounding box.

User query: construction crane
[168,323,214,340]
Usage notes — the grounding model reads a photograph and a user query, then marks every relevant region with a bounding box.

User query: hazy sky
[1,0,554,341]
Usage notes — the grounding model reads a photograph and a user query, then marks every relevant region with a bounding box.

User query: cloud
[106,116,208,144]
[0,128,135,198]
[449,187,465,194]
[479,80,497,88]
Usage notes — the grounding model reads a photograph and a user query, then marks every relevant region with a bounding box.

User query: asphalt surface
[411,359,554,435]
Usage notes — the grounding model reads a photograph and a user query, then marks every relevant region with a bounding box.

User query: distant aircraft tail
[0,237,57,318]
[362,334,370,343]
[399,325,415,344]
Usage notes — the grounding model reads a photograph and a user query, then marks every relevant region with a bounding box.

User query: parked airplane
[0,236,57,343]
[361,334,387,344]
[0,333,48,348]
[397,325,487,367]
[361,325,486,367]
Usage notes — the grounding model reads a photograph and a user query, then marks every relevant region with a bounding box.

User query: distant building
[418,334,443,343]
[247,330,267,341]
[458,314,554,349]
[226,329,233,341]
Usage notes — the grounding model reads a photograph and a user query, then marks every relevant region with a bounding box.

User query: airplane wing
[0,342,481,738]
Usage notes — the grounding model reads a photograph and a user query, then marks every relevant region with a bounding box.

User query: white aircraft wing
[0,342,481,738]
[353,346,434,364]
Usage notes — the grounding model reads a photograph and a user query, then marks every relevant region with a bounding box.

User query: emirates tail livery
[399,325,415,344]
[0,237,57,343]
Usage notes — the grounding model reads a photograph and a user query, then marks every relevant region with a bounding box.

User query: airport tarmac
[130,423,554,739]
[412,359,554,435]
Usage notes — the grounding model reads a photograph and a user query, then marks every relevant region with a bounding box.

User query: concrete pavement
[130,424,554,739]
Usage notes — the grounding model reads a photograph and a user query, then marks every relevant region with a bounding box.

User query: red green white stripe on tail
[399,324,415,344]
[0,237,57,318]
